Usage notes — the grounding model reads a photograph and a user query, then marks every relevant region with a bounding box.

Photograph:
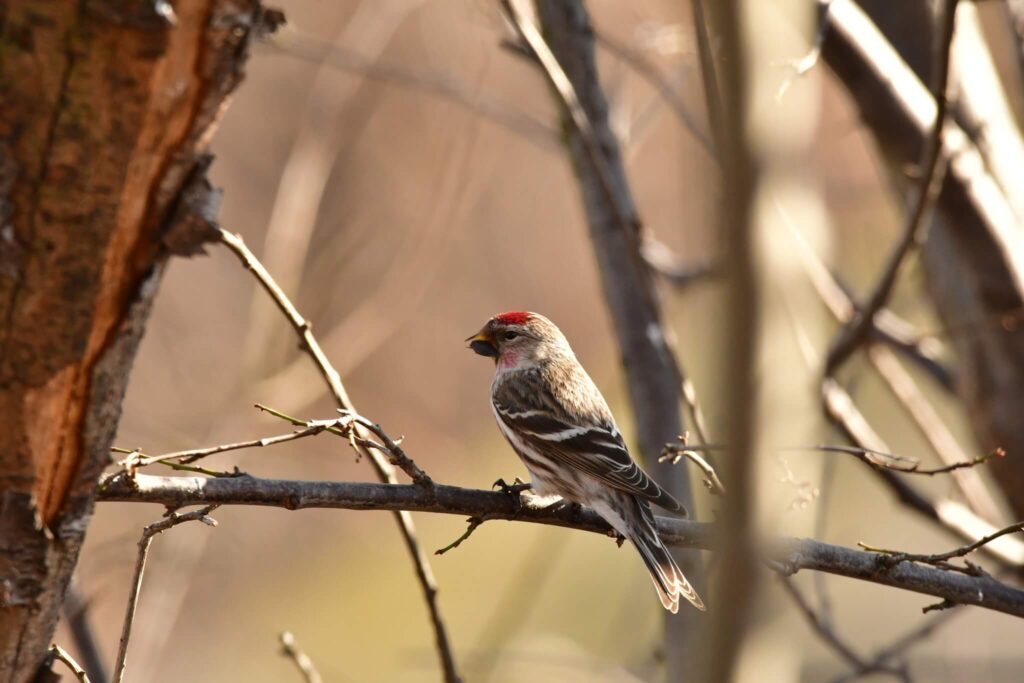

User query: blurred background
[61,0,1024,681]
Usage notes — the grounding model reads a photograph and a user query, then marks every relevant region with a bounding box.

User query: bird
[466,310,705,613]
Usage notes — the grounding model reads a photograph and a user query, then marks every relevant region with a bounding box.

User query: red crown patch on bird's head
[494,311,531,326]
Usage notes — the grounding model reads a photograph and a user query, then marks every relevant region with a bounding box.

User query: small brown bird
[467,311,705,613]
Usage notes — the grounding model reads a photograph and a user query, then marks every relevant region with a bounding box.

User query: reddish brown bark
[0,2,272,679]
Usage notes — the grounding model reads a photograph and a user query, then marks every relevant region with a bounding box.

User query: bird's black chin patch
[469,339,498,358]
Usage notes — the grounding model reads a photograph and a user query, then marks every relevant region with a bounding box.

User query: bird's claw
[492,477,533,496]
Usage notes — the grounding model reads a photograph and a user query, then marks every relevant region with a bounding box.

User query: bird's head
[466,311,570,371]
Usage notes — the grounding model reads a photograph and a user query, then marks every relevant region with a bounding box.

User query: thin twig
[255,404,434,488]
[778,198,954,391]
[860,521,1024,568]
[592,29,714,157]
[47,644,92,683]
[660,435,726,495]
[266,25,558,150]
[98,473,1024,618]
[780,198,1004,524]
[113,506,219,683]
[641,237,718,290]
[499,0,640,241]
[113,425,329,468]
[789,444,1004,477]
[111,447,241,478]
[279,631,323,683]
[780,577,906,680]
[866,345,1003,522]
[689,0,725,157]
[829,611,959,683]
[217,228,461,683]
[825,0,961,375]
[435,517,484,556]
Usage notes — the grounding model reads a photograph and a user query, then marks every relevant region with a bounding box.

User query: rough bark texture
[532,1,704,674]
[839,1,1024,517]
[97,474,1024,620]
[0,2,268,679]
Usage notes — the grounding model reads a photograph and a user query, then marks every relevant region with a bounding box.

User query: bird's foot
[492,477,533,496]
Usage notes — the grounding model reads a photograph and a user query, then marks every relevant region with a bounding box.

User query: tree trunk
[0,2,271,679]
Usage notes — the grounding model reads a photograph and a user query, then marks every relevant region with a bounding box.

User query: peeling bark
[0,2,270,679]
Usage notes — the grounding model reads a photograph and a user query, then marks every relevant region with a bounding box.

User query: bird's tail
[630,510,706,613]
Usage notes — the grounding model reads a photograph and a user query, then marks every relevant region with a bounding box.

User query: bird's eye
[503,331,519,341]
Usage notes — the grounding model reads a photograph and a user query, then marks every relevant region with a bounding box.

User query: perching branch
[113,506,219,683]
[97,474,1024,619]
[216,228,461,683]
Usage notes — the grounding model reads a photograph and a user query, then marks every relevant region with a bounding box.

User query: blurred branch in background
[279,631,324,683]
[781,205,1010,531]
[113,506,220,683]
[217,229,462,682]
[780,577,908,681]
[98,474,1024,618]
[501,0,708,674]
[819,0,1024,519]
[827,610,959,683]
[60,582,110,683]
[697,0,760,679]
[824,0,960,377]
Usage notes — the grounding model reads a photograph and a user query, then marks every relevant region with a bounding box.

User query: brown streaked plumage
[467,311,705,613]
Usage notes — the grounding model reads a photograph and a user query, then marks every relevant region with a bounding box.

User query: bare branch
[97,474,1024,618]
[255,404,434,489]
[795,444,1003,477]
[829,611,958,683]
[825,0,962,375]
[45,644,92,683]
[860,521,1024,570]
[113,425,329,469]
[265,25,558,150]
[113,506,220,683]
[660,435,726,496]
[279,632,323,683]
[780,577,906,680]
[641,238,718,289]
[216,229,460,683]
[435,517,485,556]
[592,29,714,156]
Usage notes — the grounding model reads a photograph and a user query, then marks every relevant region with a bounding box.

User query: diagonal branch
[216,229,460,682]
[780,577,906,680]
[113,506,219,683]
[97,474,1024,619]
[825,0,961,375]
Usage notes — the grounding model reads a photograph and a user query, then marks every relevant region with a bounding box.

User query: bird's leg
[492,477,533,496]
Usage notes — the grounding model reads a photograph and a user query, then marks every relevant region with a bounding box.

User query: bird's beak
[466,329,498,358]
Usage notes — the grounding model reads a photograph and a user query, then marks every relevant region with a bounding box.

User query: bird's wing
[492,376,685,514]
